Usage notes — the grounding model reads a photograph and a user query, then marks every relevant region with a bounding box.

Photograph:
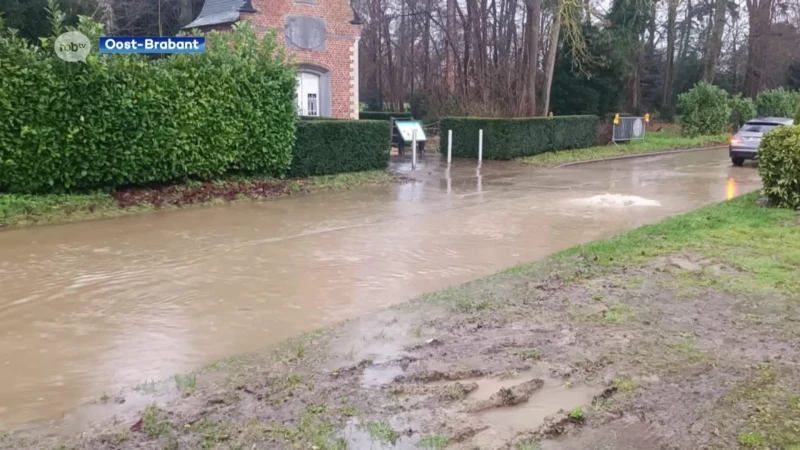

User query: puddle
[362,365,406,387]
[540,419,665,450]
[340,417,420,449]
[467,373,597,446]
[567,194,661,207]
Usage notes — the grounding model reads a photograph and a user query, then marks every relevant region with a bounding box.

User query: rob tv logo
[54,31,91,62]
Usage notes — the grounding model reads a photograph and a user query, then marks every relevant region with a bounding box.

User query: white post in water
[447,129,453,166]
[412,130,418,170]
[478,129,483,166]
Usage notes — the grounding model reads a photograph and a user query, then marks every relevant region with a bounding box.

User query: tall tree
[744,0,773,95]
[542,7,561,115]
[703,0,727,80]
[608,0,653,112]
[524,0,542,115]
[445,0,456,92]
[542,0,588,115]
[662,0,679,111]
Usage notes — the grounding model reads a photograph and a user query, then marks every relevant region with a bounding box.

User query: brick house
[185,0,361,119]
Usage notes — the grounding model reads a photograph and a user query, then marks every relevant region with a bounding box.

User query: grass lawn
[0,170,396,229]
[521,129,729,167]
[6,193,800,450]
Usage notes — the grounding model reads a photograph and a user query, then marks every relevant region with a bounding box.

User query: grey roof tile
[183,0,257,29]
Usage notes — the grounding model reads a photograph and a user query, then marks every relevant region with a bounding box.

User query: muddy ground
[3,247,799,450]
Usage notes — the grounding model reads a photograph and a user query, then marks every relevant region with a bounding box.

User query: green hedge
[290,120,391,177]
[755,88,800,118]
[758,125,800,209]
[0,20,296,193]
[729,94,757,128]
[439,116,598,160]
[359,111,412,121]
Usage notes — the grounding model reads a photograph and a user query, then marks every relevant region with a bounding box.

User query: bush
[755,87,800,118]
[290,120,390,177]
[359,112,412,121]
[0,19,296,193]
[439,116,598,160]
[677,82,732,137]
[758,125,800,209]
[795,101,800,124]
[728,94,757,128]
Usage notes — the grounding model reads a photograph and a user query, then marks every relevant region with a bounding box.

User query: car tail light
[730,136,742,145]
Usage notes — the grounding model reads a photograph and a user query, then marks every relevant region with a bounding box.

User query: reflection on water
[727,177,738,200]
[0,149,761,427]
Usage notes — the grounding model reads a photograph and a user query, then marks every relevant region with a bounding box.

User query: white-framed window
[296,71,321,116]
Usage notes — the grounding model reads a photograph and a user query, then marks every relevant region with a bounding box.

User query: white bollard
[412,130,418,170]
[447,129,453,166]
[478,129,483,166]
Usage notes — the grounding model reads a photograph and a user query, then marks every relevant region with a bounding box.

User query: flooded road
[0,148,760,428]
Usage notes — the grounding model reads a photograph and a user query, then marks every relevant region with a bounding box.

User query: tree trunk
[424,0,431,90]
[625,51,642,112]
[178,0,194,27]
[383,12,396,108]
[662,0,678,111]
[97,0,116,33]
[542,7,561,115]
[445,0,456,93]
[525,0,541,116]
[703,0,727,81]
[646,0,656,56]
[678,0,693,62]
[744,0,773,96]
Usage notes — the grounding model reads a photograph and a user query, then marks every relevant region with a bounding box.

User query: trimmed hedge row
[290,120,391,178]
[439,116,598,160]
[359,111,412,121]
[0,21,296,193]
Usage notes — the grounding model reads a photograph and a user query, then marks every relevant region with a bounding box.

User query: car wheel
[732,158,745,167]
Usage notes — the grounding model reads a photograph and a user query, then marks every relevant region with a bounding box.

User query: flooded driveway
[0,148,760,428]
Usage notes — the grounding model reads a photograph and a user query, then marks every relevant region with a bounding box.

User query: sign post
[393,120,427,157]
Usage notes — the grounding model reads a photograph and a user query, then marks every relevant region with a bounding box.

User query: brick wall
[241,0,360,119]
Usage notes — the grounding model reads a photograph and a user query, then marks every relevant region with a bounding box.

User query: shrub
[290,120,390,177]
[677,82,731,137]
[755,87,800,118]
[359,112,412,121]
[758,125,800,209]
[729,94,757,128]
[439,116,598,160]
[795,101,800,124]
[0,18,296,193]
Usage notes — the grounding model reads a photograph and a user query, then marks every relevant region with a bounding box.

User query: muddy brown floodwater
[0,148,760,429]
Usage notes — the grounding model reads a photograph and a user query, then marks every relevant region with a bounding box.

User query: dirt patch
[111,172,403,209]
[3,254,800,450]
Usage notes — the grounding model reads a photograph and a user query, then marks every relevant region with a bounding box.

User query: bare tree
[744,0,774,95]
[663,0,678,110]
[703,0,728,80]
[542,6,561,115]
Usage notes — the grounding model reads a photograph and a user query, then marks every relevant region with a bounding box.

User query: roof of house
[183,0,257,29]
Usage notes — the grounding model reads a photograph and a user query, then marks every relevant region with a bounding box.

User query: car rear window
[741,122,780,133]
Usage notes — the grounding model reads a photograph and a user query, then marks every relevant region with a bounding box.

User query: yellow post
[613,113,620,125]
